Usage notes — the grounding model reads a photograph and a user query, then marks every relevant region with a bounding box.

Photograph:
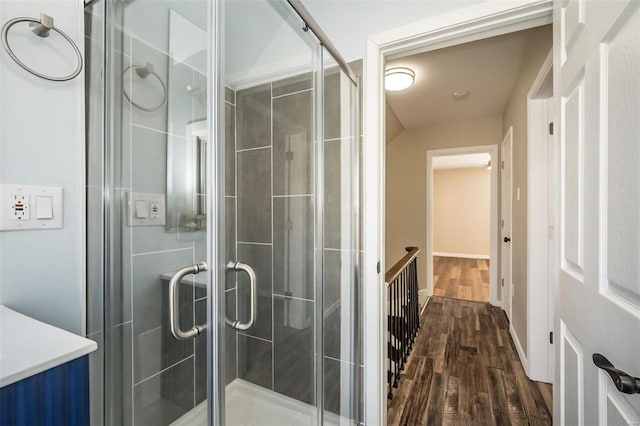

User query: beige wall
[385,116,503,290]
[386,102,404,144]
[433,167,491,256]
[502,25,552,354]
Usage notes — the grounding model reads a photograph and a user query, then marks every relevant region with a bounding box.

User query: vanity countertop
[0,305,97,388]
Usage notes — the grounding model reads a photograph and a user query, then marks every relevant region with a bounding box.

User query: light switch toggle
[135,200,148,219]
[35,196,53,220]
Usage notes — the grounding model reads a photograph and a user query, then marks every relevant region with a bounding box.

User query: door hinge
[501,219,504,228]
[549,122,554,135]
[501,278,504,287]
[549,331,554,344]
[501,161,505,169]
[377,261,381,274]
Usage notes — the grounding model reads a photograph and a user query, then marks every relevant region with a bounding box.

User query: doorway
[367,2,554,422]
[427,148,498,304]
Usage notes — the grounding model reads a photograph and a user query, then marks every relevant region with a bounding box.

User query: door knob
[504,237,511,243]
[593,353,640,394]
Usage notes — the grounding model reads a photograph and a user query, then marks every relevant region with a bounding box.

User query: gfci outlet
[9,194,30,220]
[0,184,63,231]
[128,192,165,226]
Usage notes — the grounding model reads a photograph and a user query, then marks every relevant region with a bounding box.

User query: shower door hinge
[549,331,554,344]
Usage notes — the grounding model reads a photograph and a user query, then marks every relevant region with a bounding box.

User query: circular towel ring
[1,17,83,82]
[123,65,167,112]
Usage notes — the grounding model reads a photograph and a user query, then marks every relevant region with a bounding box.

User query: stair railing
[385,246,420,400]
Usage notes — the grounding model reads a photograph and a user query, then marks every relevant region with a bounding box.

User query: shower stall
[84,0,361,425]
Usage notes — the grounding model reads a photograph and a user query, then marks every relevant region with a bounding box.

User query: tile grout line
[238,333,273,344]
[236,145,270,153]
[271,80,276,392]
[133,355,195,387]
[131,246,194,257]
[271,86,313,99]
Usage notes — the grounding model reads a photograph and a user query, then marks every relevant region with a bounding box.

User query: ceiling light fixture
[385,67,415,91]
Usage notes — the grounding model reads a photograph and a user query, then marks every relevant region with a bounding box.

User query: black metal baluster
[388,284,393,399]
[402,268,407,365]
[415,259,420,329]
[409,261,414,345]
[413,259,417,336]
[393,277,399,388]
[407,265,413,353]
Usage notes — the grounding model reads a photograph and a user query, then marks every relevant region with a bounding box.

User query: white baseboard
[510,323,529,375]
[433,252,490,260]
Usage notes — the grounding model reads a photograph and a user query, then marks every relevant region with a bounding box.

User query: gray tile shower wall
[234,74,318,405]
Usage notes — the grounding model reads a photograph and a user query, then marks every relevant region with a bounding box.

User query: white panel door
[554,1,640,424]
[501,127,513,321]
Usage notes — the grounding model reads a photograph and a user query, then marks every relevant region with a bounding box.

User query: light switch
[135,200,148,218]
[0,184,63,231]
[127,192,165,226]
[35,196,53,219]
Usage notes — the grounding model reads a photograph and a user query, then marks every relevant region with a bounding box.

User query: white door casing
[554,1,640,425]
[425,145,500,306]
[527,52,555,383]
[501,127,513,322]
[364,2,553,423]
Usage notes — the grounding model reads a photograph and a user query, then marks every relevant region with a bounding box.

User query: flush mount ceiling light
[385,67,415,91]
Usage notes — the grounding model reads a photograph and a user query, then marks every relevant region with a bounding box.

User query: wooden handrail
[385,246,420,284]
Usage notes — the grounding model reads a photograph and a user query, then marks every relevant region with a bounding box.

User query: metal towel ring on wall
[1,13,83,82]
[123,63,167,112]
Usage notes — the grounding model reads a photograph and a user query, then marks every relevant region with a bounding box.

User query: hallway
[387,297,552,425]
[433,256,490,303]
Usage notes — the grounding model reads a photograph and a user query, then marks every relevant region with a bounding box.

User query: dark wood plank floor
[434,256,490,303]
[387,296,552,425]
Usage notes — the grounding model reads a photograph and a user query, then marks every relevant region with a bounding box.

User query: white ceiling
[433,153,491,170]
[385,27,546,130]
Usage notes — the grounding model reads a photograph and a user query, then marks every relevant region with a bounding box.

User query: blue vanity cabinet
[0,306,97,426]
[0,356,90,426]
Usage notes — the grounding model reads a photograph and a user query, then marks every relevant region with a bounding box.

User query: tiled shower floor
[171,379,319,426]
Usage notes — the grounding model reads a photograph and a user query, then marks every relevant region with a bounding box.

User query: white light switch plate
[128,192,165,226]
[0,184,63,231]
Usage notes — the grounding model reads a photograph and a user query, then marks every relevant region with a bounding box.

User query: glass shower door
[219,2,322,424]
[96,0,213,425]
[218,2,361,425]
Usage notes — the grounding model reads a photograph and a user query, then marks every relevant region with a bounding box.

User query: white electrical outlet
[0,184,63,231]
[128,192,165,226]
[9,194,30,220]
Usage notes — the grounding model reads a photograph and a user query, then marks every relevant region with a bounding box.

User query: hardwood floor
[387,297,552,425]
[433,256,490,303]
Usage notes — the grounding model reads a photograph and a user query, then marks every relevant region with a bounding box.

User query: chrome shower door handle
[169,262,208,340]
[226,262,257,331]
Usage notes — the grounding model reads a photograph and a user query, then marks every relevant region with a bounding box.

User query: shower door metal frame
[208,0,223,424]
